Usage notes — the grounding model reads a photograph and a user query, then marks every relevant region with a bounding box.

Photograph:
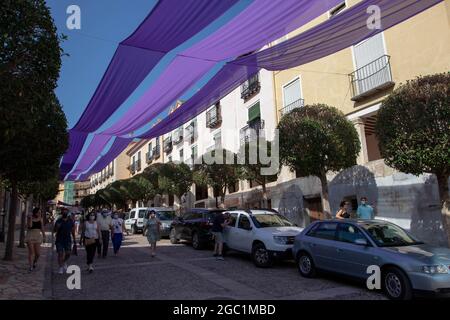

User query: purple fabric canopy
[69,0,341,180]
[78,137,133,181]
[101,0,342,136]
[60,0,240,178]
[139,0,442,141]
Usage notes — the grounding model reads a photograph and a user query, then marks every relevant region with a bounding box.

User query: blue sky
[46,0,250,132]
[45,0,251,175]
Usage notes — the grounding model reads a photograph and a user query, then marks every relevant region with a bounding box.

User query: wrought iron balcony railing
[349,55,394,101]
[279,98,304,117]
[241,73,260,100]
[206,104,222,128]
[239,119,265,146]
[152,145,161,160]
[163,137,173,153]
[173,128,183,144]
[146,151,152,164]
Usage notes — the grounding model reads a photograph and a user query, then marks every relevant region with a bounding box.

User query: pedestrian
[25,207,46,271]
[53,208,76,274]
[211,211,228,260]
[335,200,351,219]
[82,213,101,273]
[96,209,112,258]
[111,212,125,255]
[143,210,161,257]
[357,196,375,220]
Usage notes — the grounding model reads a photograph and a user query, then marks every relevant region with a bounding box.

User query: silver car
[292,219,450,300]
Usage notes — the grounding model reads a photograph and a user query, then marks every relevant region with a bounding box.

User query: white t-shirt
[85,221,98,239]
[112,218,124,234]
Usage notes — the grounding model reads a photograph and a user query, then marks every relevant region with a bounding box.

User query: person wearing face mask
[53,208,76,274]
[357,197,375,220]
[111,212,125,255]
[143,210,161,257]
[96,209,113,258]
[83,213,101,273]
[335,201,351,219]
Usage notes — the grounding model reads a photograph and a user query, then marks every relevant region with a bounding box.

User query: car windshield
[157,211,176,221]
[251,214,294,228]
[361,222,423,247]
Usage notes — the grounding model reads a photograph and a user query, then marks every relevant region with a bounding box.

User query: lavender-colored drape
[101,0,341,136]
[138,0,443,141]
[60,0,240,178]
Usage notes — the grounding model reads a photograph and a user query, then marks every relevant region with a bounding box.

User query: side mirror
[354,238,368,246]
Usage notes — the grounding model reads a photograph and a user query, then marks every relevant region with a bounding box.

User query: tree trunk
[261,177,268,208]
[4,181,18,261]
[319,174,331,219]
[436,173,450,247]
[19,194,33,248]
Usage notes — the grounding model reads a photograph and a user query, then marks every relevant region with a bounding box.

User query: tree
[376,73,450,245]
[0,1,68,260]
[277,104,360,217]
[239,139,279,208]
[157,162,193,209]
[194,149,243,208]
[131,175,157,207]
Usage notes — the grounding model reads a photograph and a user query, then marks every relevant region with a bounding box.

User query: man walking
[211,211,228,261]
[54,208,76,274]
[97,209,112,258]
[357,197,375,220]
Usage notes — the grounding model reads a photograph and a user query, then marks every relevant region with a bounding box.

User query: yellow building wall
[274,1,450,117]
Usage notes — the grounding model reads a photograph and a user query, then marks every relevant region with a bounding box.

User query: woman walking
[25,208,46,271]
[143,210,161,257]
[82,213,101,273]
[111,212,125,255]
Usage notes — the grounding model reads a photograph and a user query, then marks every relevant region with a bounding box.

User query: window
[251,214,294,228]
[238,215,251,229]
[213,131,222,149]
[337,224,368,244]
[361,222,422,247]
[248,101,261,123]
[329,1,346,17]
[138,210,146,218]
[281,77,303,116]
[227,213,238,227]
[179,149,183,159]
[168,155,172,162]
[308,222,338,240]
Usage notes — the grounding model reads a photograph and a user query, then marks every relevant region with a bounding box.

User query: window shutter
[283,78,301,107]
[248,102,261,122]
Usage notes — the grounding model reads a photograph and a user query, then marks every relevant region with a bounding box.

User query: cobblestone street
[46,234,385,300]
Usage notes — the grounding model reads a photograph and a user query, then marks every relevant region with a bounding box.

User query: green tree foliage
[277,104,360,216]
[0,0,68,260]
[158,162,193,200]
[194,149,243,207]
[376,73,450,245]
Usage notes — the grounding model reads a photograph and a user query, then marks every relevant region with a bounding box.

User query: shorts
[211,231,223,244]
[55,241,72,253]
[25,229,42,244]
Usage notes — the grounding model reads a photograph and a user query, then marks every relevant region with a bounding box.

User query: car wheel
[297,252,316,278]
[131,225,137,235]
[169,229,179,244]
[252,243,273,268]
[382,267,413,300]
[192,232,203,250]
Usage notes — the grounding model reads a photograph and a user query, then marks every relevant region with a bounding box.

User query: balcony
[145,151,152,164]
[128,163,136,174]
[136,159,141,172]
[239,119,265,146]
[279,98,304,117]
[173,128,183,144]
[349,55,395,101]
[152,145,161,160]
[241,73,260,101]
[206,104,222,128]
[163,136,173,153]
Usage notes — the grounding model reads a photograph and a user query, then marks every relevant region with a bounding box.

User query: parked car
[169,208,225,249]
[124,207,147,234]
[222,210,303,267]
[143,207,176,237]
[293,219,450,300]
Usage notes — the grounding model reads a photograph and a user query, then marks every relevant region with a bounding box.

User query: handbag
[85,237,96,245]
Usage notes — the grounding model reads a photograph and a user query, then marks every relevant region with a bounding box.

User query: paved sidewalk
[0,229,52,300]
